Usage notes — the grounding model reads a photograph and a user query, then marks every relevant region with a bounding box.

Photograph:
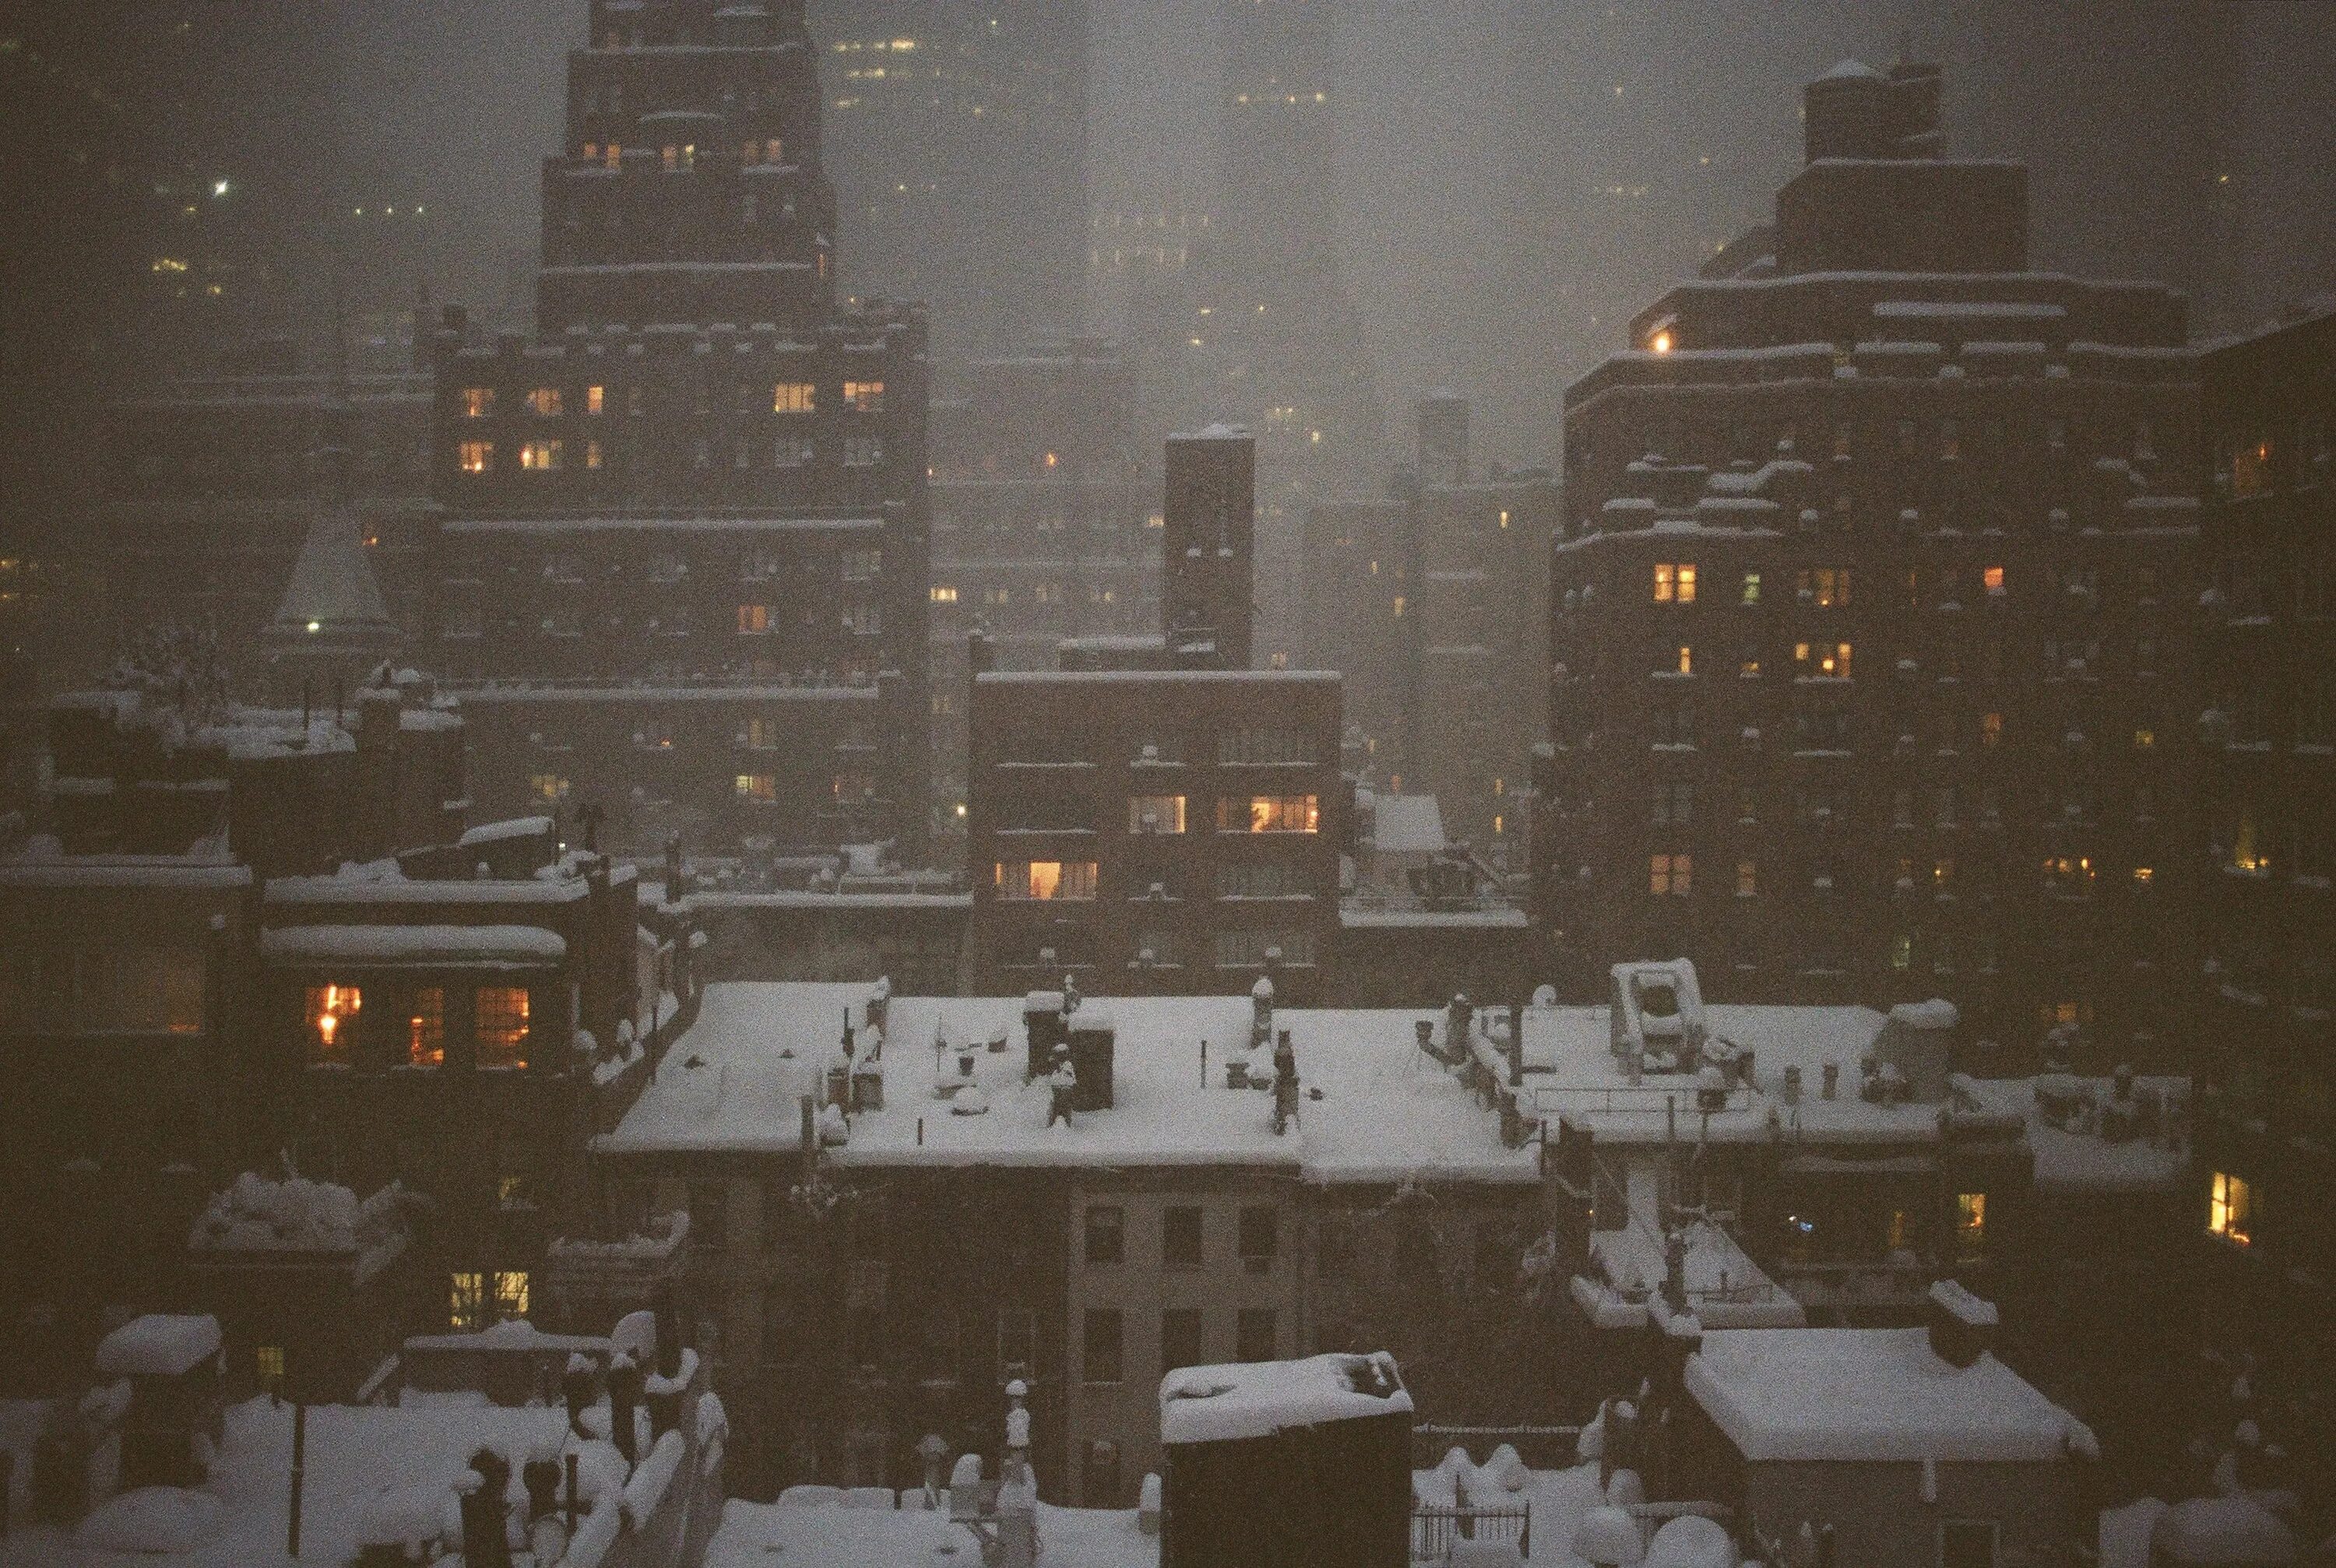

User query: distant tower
[1162,425,1254,670]
[1416,392,1470,488]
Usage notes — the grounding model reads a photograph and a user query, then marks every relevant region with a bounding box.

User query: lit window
[603,143,621,171]
[586,385,605,416]
[1891,933,1913,971]
[745,717,780,750]
[493,1271,529,1321]
[256,1345,285,1388]
[1795,641,1852,679]
[662,145,680,171]
[995,861,1098,901]
[1982,712,2004,748]
[1652,562,1697,603]
[475,987,530,1070]
[519,440,564,471]
[1128,796,1187,834]
[765,137,783,162]
[736,773,778,801]
[1736,859,1757,896]
[1799,567,1850,607]
[737,603,771,635]
[1982,565,2005,592]
[1954,1192,1988,1263]
[584,440,603,470]
[1649,853,1691,896]
[931,585,959,603]
[773,381,816,413]
[1498,509,1511,529]
[529,773,569,803]
[2208,1172,2252,1246]
[409,988,445,1067]
[2133,866,2155,886]
[1220,796,1319,834]
[1740,572,1761,604]
[1649,328,1674,354]
[458,441,492,474]
[462,388,494,418]
[1391,595,1405,617]
[842,379,885,412]
[1676,645,1693,675]
[449,1271,485,1331]
[305,985,361,1066]
[526,387,562,417]
[2134,727,2155,750]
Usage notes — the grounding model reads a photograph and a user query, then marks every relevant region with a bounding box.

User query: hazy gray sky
[341,0,2336,471]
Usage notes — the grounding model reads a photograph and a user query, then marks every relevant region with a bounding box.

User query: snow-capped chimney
[1926,1279,1998,1369]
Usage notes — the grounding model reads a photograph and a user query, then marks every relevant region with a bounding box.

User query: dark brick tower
[428,0,932,860]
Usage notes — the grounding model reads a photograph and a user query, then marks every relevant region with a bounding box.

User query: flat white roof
[1685,1327,2095,1464]
[600,983,1540,1183]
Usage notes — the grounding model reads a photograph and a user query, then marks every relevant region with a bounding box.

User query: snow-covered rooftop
[1370,793,1445,855]
[96,1316,220,1380]
[1517,1002,1939,1144]
[0,1397,571,1568]
[259,924,568,968]
[707,1495,1158,1568]
[600,983,1540,1183]
[1159,1352,1410,1445]
[1686,1327,2097,1464]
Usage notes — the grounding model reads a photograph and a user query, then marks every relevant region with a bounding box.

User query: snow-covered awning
[261,924,567,969]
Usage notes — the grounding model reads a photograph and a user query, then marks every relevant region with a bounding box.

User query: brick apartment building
[427,0,932,861]
[0,659,672,1394]
[2190,301,2336,1504]
[1538,58,2202,1062]
[966,666,1345,997]
[962,426,1349,999]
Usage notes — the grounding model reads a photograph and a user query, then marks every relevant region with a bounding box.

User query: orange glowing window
[1982,565,2005,592]
[603,143,621,171]
[1219,796,1319,834]
[736,773,778,801]
[305,985,361,1065]
[526,387,562,417]
[475,987,529,1070]
[2209,1172,2251,1245]
[773,381,816,413]
[462,388,494,418]
[1954,1192,1988,1262]
[842,379,885,412]
[519,440,563,472]
[994,860,1098,901]
[737,603,772,635]
[586,385,605,416]
[459,441,492,474]
[408,987,445,1067]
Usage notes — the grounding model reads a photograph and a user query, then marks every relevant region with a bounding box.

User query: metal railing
[1412,1501,1530,1562]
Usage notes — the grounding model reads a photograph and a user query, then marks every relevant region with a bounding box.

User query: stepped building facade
[1537,60,2202,1063]
[428,0,931,859]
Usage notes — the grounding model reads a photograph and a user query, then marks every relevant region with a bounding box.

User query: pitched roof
[272,511,396,638]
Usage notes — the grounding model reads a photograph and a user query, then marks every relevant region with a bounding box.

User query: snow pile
[621,1429,687,1528]
[1646,1512,1734,1567]
[1159,1352,1410,1446]
[354,1484,452,1556]
[73,1486,225,1553]
[95,1315,220,1380]
[2151,1496,2297,1565]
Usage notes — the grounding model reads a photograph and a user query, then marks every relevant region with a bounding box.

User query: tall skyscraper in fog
[813,1,1091,358]
[426,0,932,859]
[1121,0,1384,668]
